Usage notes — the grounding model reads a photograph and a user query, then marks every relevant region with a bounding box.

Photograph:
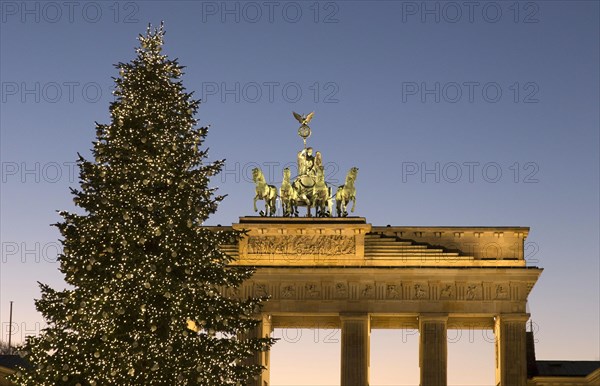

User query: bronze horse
[335,167,358,217]
[279,167,298,217]
[252,167,277,216]
[312,166,332,217]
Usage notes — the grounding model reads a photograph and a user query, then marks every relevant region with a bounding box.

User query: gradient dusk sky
[1,1,598,385]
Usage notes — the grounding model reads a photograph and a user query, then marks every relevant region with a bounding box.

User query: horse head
[315,166,325,184]
[347,167,359,183]
[283,167,291,183]
[252,167,263,183]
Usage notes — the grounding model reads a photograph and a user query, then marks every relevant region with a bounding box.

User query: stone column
[495,314,529,386]
[340,313,370,386]
[419,314,448,386]
[246,314,273,386]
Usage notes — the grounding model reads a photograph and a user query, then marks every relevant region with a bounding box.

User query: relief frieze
[247,235,356,257]
[440,284,454,299]
[305,283,321,298]
[360,282,375,299]
[413,283,428,300]
[281,284,296,299]
[334,282,348,298]
[495,284,509,300]
[243,280,517,303]
[386,284,401,299]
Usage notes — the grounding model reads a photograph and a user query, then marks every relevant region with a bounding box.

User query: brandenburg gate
[221,113,543,386]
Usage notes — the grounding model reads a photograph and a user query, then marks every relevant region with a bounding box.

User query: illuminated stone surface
[216,217,543,386]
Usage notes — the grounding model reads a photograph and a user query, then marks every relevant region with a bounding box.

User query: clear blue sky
[1,1,598,385]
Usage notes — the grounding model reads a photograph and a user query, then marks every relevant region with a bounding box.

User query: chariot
[253,112,357,217]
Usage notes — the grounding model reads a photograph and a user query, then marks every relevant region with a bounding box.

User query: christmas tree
[12,24,274,386]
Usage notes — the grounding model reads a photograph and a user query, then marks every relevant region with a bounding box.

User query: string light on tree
[11,23,274,386]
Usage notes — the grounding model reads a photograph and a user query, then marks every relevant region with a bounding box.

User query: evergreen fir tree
[12,24,274,386]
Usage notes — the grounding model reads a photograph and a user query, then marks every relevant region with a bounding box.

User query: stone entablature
[212,217,542,386]
[216,217,531,267]
[372,225,529,260]
[230,267,540,324]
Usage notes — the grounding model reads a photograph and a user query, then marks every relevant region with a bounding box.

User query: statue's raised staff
[289,111,333,217]
[251,111,358,217]
[252,167,277,216]
[293,111,315,148]
[336,167,358,217]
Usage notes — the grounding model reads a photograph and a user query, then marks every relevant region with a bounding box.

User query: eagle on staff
[293,111,315,126]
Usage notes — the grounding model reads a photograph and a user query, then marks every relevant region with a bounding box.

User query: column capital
[495,313,530,323]
[339,312,370,321]
[418,313,449,325]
